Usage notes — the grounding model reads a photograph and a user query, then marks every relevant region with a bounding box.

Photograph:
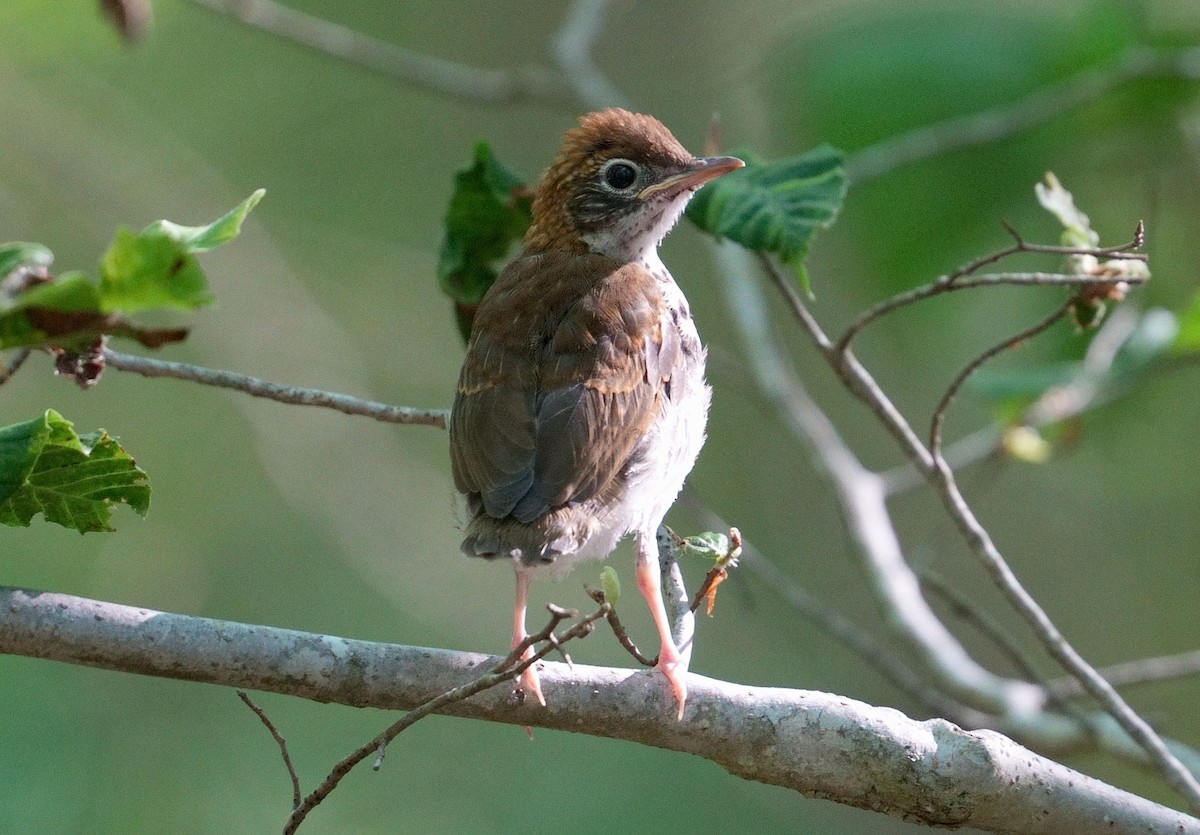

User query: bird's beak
[638,155,745,200]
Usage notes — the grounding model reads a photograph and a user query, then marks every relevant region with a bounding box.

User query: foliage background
[2,1,1198,832]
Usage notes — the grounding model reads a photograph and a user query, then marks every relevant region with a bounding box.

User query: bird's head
[524,109,743,265]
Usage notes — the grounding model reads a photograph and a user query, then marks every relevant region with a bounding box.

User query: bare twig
[283,603,608,834]
[845,46,1200,183]
[919,572,1046,691]
[712,245,1040,716]
[679,489,990,723]
[835,231,1147,354]
[181,0,569,105]
[931,438,1200,807]
[879,305,1146,494]
[918,570,1095,732]
[1047,650,1200,700]
[102,349,448,428]
[752,251,1200,809]
[0,349,32,384]
[929,299,1073,457]
[550,0,628,110]
[237,690,301,810]
[656,527,695,665]
[587,587,656,666]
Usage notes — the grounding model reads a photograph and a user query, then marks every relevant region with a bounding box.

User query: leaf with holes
[0,410,149,532]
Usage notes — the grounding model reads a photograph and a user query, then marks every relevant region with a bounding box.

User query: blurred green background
[2,1,1199,833]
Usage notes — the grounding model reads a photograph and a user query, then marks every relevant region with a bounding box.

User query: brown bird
[449,109,742,718]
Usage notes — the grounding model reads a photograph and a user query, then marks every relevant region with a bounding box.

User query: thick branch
[2,586,1195,835]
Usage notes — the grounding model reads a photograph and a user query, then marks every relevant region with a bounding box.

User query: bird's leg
[512,566,546,706]
[634,531,688,719]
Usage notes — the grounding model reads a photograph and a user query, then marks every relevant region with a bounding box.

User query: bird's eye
[602,160,638,190]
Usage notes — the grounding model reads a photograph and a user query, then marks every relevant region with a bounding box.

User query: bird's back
[450,249,707,572]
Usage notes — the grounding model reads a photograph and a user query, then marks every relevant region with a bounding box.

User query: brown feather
[449,251,670,554]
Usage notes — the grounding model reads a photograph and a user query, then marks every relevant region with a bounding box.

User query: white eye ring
[601,158,639,191]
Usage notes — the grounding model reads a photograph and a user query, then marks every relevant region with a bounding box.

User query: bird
[449,108,743,719]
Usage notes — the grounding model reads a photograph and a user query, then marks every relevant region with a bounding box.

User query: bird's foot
[516,645,547,707]
[654,643,689,720]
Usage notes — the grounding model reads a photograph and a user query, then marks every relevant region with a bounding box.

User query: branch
[102,349,448,428]
[0,348,31,384]
[1048,650,1200,700]
[3,586,1196,835]
[836,229,1147,354]
[181,0,570,105]
[845,46,1200,183]
[282,603,608,834]
[550,0,628,110]
[752,252,1200,809]
[237,691,301,809]
[709,243,1042,717]
[929,299,1073,456]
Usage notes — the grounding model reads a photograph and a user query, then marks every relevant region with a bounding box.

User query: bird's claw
[654,644,688,720]
[518,647,546,707]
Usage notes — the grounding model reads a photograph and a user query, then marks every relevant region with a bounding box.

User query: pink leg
[512,567,546,706]
[634,532,688,720]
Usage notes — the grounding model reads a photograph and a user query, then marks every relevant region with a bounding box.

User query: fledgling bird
[449,109,742,718]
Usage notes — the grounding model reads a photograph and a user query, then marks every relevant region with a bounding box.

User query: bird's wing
[450,253,677,524]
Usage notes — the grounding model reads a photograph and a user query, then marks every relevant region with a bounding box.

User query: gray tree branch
[2,586,1196,835]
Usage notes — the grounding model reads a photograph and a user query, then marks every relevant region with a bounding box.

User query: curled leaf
[600,565,621,607]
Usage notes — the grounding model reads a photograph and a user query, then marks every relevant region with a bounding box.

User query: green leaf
[99,228,211,312]
[0,193,262,351]
[677,531,733,562]
[437,141,533,339]
[143,188,265,253]
[685,145,846,291]
[0,410,149,532]
[599,565,621,606]
[0,241,53,278]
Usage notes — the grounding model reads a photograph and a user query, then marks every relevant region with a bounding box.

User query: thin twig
[1047,650,1200,700]
[679,489,990,723]
[917,571,1091,730]
[0,349,32,384]
[181,0,570,105]
[845,46,1200,184]
[587,587,656,666]
[931,442,1200,808]
[656,526,695,663]
[929,299,1073,457]
[835,232,1146,354]
[237,690,301,810]
[102,349,448,428]
[283,603,608,834]
[753,250,1200,810]
[920,572,1046,688]
[879,305,1145,494]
